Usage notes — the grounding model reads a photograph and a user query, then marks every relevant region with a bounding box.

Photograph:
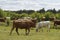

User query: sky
[0,0,60,11]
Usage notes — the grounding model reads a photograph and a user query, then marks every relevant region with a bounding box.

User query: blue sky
[0,0,60,11]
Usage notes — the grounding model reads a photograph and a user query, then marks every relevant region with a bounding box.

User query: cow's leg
[36,28,38,32]
[41,27,43,32]
[36,25,39,32]
[54,24,57,29]
[9,27,14,35]
[27,28,30,35]
[47,25,50,32]
[16,28,19,35]
[54,23,57,29]
[25,28,30,35]
[25,29,28,35]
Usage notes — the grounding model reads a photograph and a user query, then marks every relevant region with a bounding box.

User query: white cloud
[0,0,60,11]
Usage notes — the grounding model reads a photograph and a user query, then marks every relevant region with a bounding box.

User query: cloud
[0,0,60,11]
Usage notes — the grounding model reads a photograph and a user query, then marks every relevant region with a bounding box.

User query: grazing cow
[36,21,50,32]
[41,17,55,21]
[49,17,55,21]
[5,17,10,26]
[54,20,60,28]
[0,18,5,22]
[10,18,37,35]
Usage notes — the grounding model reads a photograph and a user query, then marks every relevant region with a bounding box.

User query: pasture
[0,22,60,40]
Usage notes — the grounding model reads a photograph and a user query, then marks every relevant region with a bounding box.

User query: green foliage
[44,12,54,19]
[20,13,28,18]
[0,9,60,20]
[29,13,36,18]
[0,9,4,17]
[45,12,51,18]
[10,13,19,19]
[55,13,60,19]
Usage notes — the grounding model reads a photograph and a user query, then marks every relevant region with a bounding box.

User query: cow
[54,20,60,29]
[0,18,5,22]
[41,17,55,21]
[36,21,50,32]
[5,17,10,26]
[9,18,37,35]
[49,17,56,21]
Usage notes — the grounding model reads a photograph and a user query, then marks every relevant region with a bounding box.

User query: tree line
[0,8,60,21]
[10,8,60,14]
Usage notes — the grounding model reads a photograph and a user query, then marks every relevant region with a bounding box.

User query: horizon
[0,0,60,11]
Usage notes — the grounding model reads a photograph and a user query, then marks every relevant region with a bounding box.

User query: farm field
[0,22,60,40]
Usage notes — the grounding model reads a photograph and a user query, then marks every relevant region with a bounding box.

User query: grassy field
[0,22,60,40]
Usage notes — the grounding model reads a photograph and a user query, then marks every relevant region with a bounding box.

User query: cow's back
[54,20,60,25]
[13,20,32,29]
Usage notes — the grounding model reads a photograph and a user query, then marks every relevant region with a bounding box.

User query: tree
[27,10,35,14]
[37,8,45,13]
[57,10,60,13]
[16,10,23,14]
[46,9,53,12]
[52,8,56,14]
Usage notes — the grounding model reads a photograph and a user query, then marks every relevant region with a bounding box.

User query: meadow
[0,22,60,40]
[0,7,60,40]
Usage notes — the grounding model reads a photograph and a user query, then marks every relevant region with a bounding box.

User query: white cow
[36,21,50,32]
[5,17,10,26]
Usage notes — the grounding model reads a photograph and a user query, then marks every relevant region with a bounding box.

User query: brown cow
[0,18,5,22]
[9,18,37,35]
[54,20,60,29]
[49,17,55,21]
[41,17,55,21]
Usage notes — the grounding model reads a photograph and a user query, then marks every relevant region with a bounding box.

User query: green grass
[0,22,60,40]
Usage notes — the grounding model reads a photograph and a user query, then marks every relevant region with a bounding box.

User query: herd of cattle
[0,17,60,35]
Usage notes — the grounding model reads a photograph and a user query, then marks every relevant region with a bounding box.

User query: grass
[0,22,60,40]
